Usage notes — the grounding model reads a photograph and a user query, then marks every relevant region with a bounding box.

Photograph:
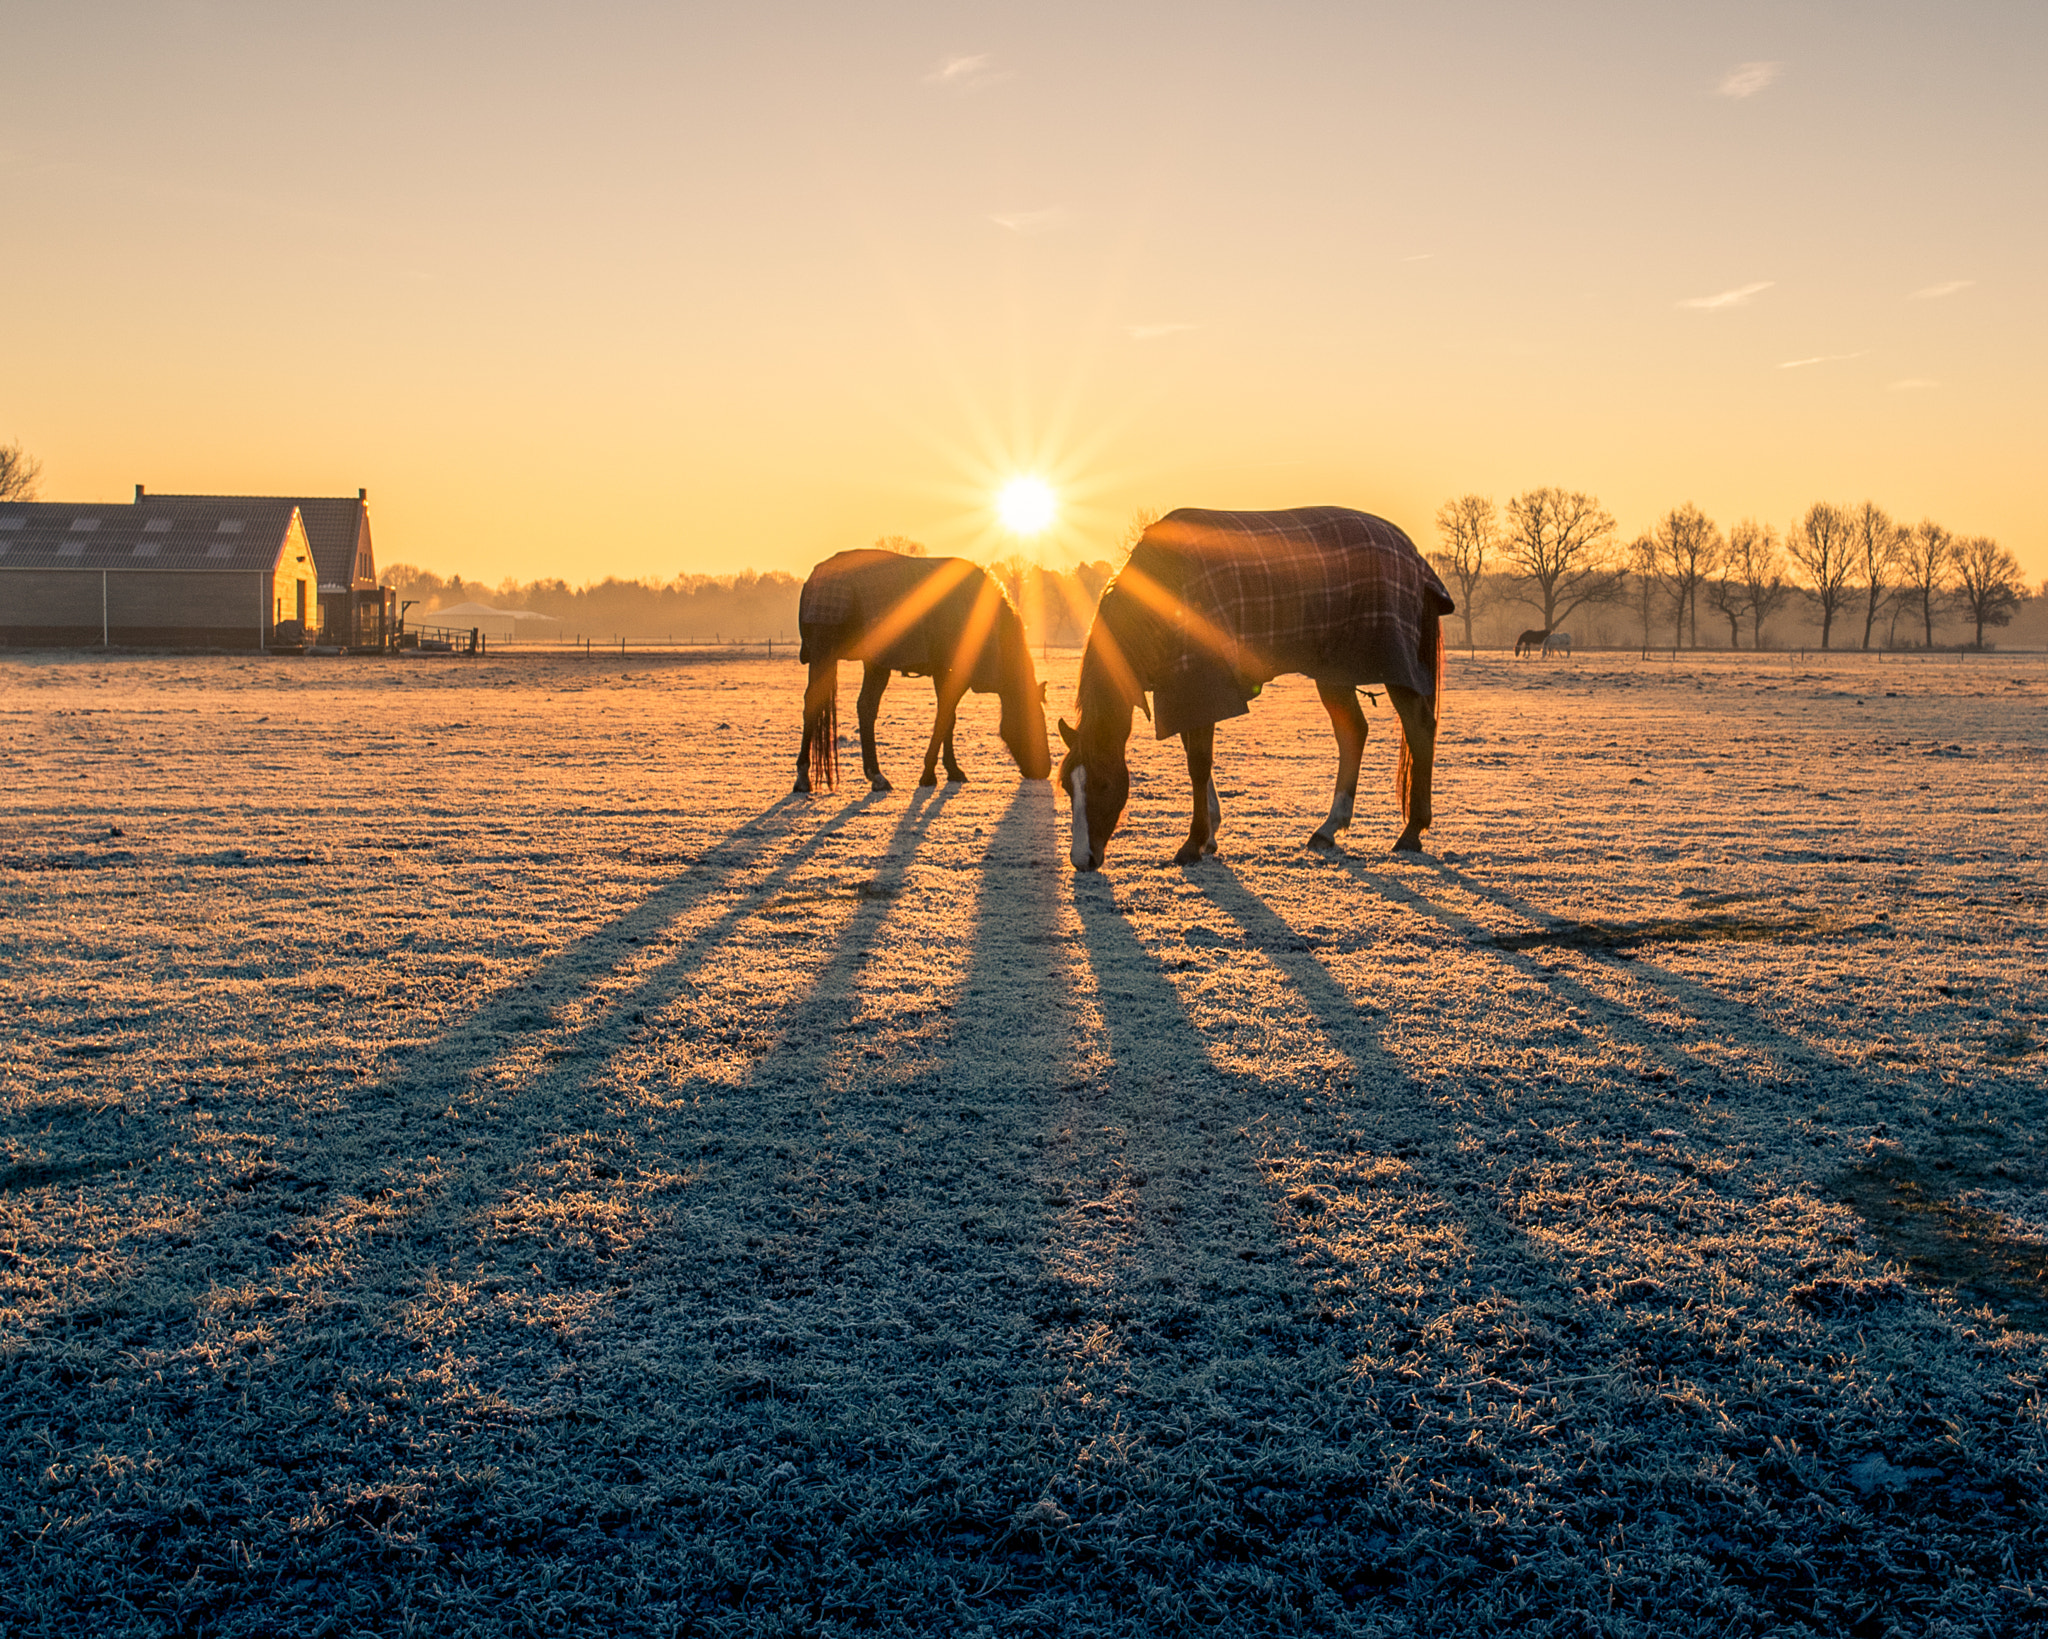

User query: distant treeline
[387,494,2042,652]
[1432,490,2042,652]
[383,551,1123,646]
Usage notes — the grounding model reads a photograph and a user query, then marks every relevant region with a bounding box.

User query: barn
[139,487,394,649]
[0,488,392,650]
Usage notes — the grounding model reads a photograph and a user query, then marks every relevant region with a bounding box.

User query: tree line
[1432,488,2034,652]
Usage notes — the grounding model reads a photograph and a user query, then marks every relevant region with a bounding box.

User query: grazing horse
[1542,629,1573,658]
[1514,627,1551,657]
[795,550,1051,793]
[1057,507,1454,869]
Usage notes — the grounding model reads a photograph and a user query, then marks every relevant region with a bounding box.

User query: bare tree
[1847,501,1906,650]
[1786,502,1856,649]
[1952,536,2026,648]
[874,535,928,557]
[1724,519,1791,650]
[1650,502,1723,647]
[1432,494,1495,650]
[1502,487,1621,632]
[1898,520,1954,649]
[1629,534,1661,654]
[1120,506,1163,553]
[1706,571,1745,647]
[0,441,41,503]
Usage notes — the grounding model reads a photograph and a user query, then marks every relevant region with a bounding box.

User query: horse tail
[1397,608,1443,815]
[808,665,839,792]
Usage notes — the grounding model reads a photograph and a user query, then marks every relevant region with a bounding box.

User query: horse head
[996,619,1053,780]
[1057,713,1130,872]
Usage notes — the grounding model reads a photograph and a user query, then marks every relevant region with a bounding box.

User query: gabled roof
[144,491,372,592]
[0,499,304,575]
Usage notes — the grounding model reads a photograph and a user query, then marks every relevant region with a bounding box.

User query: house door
[296,581,307,624]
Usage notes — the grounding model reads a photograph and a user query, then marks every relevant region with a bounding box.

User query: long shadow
[1328,853,2048,1321]
[52,790,886,1328]
[1165,864,1643,1371]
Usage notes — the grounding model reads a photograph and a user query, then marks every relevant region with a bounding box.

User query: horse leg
[1388,684,1438,853]
[1309,680,1368,850]
[857,664,893,792]
[935,675,968,782]
[920,671,969,786]
[1174,724,1218,865]
[794,659,832,793]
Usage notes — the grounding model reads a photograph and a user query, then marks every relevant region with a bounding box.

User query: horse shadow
[53,788,888,1332]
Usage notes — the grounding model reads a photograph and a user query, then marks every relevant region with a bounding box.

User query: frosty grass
[2,648,2045,1636]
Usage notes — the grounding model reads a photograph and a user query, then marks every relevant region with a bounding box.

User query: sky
[3,1,2043,584]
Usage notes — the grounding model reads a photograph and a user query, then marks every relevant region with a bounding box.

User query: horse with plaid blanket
[1057,507,1453,868]
[795,550,1050,793]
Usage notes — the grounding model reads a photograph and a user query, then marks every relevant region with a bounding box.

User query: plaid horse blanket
[798,550,1008,684]
[1118,508,1454,740]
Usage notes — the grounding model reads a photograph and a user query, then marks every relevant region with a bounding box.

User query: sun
[996,476,1057,536]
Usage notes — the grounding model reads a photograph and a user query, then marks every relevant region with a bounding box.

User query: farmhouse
[0,487,394,650]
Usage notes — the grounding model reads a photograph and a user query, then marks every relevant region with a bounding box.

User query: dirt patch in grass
[1833,1149,2048,1333]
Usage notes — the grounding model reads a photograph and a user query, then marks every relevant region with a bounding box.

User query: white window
[206,543,235,558]
[132,543,161,557]
[215,519,245,534]
[143,518,173,533]
[69,518,101,532]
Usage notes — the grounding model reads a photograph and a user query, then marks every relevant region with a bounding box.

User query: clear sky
[4,1,2042,583]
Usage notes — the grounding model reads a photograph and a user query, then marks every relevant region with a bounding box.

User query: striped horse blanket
[1118,507,1454,740]
[798,550,1009,685]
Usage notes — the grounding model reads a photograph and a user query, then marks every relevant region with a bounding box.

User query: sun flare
[996,476,1057,536]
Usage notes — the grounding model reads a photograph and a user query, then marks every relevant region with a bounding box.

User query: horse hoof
[794,778,811,795]
[870,778,893,793]
[946,772,968,784]
[1392,831,1425,854]
[1307,832,1336,852]
[1173,846,1207,866]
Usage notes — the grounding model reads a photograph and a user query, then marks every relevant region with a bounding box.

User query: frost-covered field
[2,647,2046,1638]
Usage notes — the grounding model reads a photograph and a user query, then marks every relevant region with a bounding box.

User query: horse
[1056,507,1453,869]
[1514,627,1551,657]
[1542,629,1572,658]
[795,550,1051,793]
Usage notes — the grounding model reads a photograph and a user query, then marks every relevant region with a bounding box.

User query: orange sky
[5,3,2043,584]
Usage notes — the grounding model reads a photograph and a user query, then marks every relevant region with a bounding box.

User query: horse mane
[1077,578,1158,723]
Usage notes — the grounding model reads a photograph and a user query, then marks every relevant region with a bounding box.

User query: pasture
[3,647,2046,1637]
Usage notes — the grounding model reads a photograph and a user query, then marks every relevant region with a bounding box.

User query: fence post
[102,570,108,648]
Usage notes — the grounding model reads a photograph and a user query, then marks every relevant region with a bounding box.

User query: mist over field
[3,648,2044,1635]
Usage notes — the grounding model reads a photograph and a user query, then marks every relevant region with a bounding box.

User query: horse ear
[1038,681,1048,703]
[1058,718,1078,749]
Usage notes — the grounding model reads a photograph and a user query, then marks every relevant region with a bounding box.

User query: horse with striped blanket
[795,550,1051,793]
[1057,507,1453,869]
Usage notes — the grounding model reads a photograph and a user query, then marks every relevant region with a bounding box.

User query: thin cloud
[1888,378,1939,391]
[925,54,1006,91]
[988,209,1064,234]
[1910,279,1975,300]
[1718,61,1784,99]
[1678,281,1774,310]
[1127,323,1198,342]
[1778,351,1866,369]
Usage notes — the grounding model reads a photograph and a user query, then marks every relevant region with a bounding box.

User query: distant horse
[1057,507,1453,868]
[795,550,1051,793]
[1514,627,1551,657]
[1543,630,1572,658]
